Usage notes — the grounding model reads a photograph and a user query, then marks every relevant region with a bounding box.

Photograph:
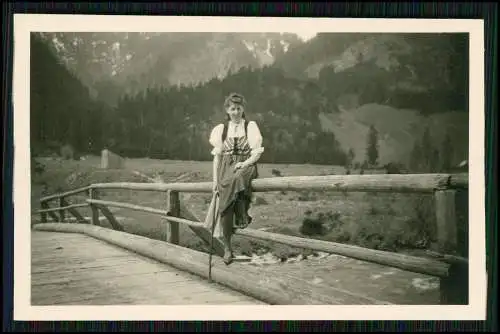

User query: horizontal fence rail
[35,172,469,305]
[39,185,92,203]
[86,198,206,229]
[38,203,88,213]
[89,173,468,194]
[234,228,450,277]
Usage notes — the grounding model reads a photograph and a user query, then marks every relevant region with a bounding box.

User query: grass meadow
[31,154,459,261]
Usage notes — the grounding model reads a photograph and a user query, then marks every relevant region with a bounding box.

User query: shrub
[31,158,45,175]
[271,168,283,177]
[299,210,343,237]
[300,217,325,236]
[254,196,269,205]
[296,190,317,201]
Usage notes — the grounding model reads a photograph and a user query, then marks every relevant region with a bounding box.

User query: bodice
[221,136,252,156]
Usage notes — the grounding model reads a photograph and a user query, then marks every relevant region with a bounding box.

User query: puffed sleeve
[247,121,265,155]
[209,123,224,155]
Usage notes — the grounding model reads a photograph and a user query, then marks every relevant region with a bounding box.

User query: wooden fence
[35,173,469,305]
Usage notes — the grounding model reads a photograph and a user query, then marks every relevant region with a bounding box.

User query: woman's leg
[234,192,252,229]
[221,204,235,264]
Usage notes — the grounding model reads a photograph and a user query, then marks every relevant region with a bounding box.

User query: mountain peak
[38,32,304,104]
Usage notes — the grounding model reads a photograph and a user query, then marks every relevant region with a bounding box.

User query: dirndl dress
[217,136,258,230]
[209,120,264,231]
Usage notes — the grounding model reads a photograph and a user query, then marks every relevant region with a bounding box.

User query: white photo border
[12,14,486,321]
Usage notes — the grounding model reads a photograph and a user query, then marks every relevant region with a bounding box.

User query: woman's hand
[234,162,247,171]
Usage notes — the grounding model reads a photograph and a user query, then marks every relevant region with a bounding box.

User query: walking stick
[208,190,218,283]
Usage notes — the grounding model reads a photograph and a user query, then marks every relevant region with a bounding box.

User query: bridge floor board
[31,231,267,305]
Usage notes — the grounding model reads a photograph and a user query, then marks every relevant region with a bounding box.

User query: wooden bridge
[33,173,469,306]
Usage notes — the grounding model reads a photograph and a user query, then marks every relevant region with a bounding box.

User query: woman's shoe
[223,250,234,265]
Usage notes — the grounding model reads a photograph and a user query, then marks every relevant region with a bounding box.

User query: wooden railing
[35,173,469,305]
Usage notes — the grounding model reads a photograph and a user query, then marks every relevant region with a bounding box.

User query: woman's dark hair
[224,92,247,121]
[224,92,246,109]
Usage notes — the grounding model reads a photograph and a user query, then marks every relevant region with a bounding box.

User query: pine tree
[430,148,440,172]
[420,126,433,172]
[441,131,454,172]
[409,141,423,172]
[346,148,355,168]
[366,125,379,166]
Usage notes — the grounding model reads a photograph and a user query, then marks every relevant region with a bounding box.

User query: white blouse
[209,120,265,156]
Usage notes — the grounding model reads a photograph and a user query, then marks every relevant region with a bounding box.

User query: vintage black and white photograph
[14,14,486,321]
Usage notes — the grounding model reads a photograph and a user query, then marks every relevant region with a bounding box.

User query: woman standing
[209,93,265,265]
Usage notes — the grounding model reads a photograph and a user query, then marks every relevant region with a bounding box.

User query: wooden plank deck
[31,231,267,305]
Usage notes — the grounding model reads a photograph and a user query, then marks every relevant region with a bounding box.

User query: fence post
[40,201,47,223]
[455,188,469,258]
[59,197,66,223]
[435,189,468,305]
[435,189,458,253]
[166,190,180,245]
[439,260,469,305]
[89,188,100,226]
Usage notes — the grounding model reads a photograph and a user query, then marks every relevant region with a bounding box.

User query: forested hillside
[30,34,111,156]
[31,32,469,172]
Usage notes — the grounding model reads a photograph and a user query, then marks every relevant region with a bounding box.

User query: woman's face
[226,103,244,121]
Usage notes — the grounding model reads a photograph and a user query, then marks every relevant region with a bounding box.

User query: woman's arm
[242,151,262,167]
[240,121,264,168]
[209,124,223,191]
[213,154,221,190]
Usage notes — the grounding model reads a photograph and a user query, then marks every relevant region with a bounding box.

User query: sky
[295,32,318,41]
